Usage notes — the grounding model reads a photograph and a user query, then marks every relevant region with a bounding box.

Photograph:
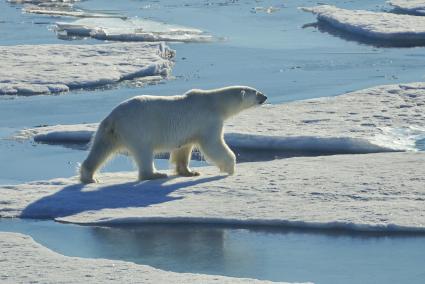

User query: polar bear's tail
[80,118,118,183]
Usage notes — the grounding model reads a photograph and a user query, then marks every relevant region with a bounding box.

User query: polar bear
[79,86,267,183]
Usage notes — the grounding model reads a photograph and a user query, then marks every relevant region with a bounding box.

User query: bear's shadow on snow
[20,176,225,219]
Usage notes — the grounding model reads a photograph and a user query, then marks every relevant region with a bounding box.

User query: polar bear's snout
[257,92,267,104]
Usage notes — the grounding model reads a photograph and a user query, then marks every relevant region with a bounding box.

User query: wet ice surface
[1,219,425,284]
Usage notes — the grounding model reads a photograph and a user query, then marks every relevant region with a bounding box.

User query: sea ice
[301,5,425,43]
[15,83,425,152]
[55,17,214,42]
[8,0,78,3]
[1,152,424,232]
[23,4,126,18]
[388,0,425,15]
[0,232,295,283]
[0,42,174,95]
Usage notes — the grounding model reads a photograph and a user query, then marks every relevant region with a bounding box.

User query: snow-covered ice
[1,152,424,232]
[8,0,77,4]
[388,0,425,15]
[23,4,126,18]
[55,17,214,42]
[15,83,425,152]
[0,232,297,284]
[301,5,425,43]
[0,42,174,95]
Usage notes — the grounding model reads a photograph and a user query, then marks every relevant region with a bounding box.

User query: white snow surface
[15,83,425,152]
[55,17,213,42]
[0,232,297,284]
[0,42,174,95]
[301,5,425,42]
[1,152,424,232]
[388,0,425,15]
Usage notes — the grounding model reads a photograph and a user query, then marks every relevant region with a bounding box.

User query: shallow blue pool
[1,219,425,284]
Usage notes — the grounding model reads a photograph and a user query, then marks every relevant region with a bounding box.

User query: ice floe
[301,5,425,44]
[0,42,174,95]
[55,17,214,42]
[8,0,78,4]
[23,4,126,18]
[0,232,294,284]
[388,0,425,15]
[1,152,424,232]
[15,83,425,153]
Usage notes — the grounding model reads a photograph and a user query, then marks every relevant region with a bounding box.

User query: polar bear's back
[104,94,218,151]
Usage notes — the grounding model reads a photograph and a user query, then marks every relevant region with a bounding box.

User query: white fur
[79,86,266,183]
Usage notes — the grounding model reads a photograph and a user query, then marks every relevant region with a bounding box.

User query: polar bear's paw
[178,169,200,177]
[139,172,168,181]
[79,166,98,184]
[80,176,98,184]
[220,163,235,175]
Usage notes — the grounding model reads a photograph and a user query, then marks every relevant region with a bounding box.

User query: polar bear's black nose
[258,93,267,104]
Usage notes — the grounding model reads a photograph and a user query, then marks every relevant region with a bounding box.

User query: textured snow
[1,152,424,232]
[0,232,295,284]
[0,42,174,95]
[389,0,425,15]
[301,5,425,42]
[15,83,425,152]
[55,17,213,42]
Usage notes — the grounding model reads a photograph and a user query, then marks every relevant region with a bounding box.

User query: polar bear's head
[239,87,267,108]
[208,86,267,119]
[186,86,267,120]
[221,86,267,117]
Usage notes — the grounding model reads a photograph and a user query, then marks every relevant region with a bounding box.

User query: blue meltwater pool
[1,219,424,284]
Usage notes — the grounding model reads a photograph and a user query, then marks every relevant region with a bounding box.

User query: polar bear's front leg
[199,136,236,175]
[132,147,167,181]
[170,145,200,177]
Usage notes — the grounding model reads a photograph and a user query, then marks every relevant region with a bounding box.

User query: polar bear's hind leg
[80,126,118,184]
[170,145,200,177]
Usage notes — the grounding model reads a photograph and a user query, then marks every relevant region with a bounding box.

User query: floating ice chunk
[1,233,296,284]
[0,42,174,96]
[55,17,214,42]
[388,0,425,15]
[8,0,78,3]
[252,6,280,14]
[2,152,424,232]
[301,5,425,44]
[23,4,126,18]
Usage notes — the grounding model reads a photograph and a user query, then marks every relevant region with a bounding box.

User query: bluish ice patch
[416,138,425,151]
[1,219,425,284]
